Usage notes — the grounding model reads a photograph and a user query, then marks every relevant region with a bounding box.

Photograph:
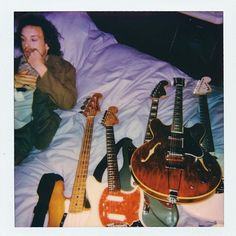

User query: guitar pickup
[168,136,184,148]
[165,154,184,169]
[166,154,184,162]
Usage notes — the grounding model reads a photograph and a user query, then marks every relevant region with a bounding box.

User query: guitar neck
[199,95,215,152]
[106,126,121,191]
[144,97,159,143]
[167,79,185,159]
[69,116,95,212]
[172,83,184,134]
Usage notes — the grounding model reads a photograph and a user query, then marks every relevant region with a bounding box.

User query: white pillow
[15,12,117,71]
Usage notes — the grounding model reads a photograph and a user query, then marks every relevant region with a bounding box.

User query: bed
[14,12,224,227]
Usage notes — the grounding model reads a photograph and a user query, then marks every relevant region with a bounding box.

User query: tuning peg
[83,96,91,105]
[80,96,91,110]
[86,96,91,101]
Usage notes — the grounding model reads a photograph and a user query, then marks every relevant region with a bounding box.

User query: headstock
[151,80,169,98]
[81,93,103,117]
[193,76,212,96]
[101,106,119,127]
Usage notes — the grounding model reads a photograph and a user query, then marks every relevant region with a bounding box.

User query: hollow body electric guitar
[47,93,103,227]
[134,80,178,226]
[95,106,144,226]
[131,77,221,204]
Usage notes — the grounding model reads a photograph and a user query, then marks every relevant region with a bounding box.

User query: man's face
[21,25,49,59]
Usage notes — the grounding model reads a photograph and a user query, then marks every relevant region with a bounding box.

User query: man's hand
[27,49,47,77]
[27,49,44,68]
[14,70,37,90]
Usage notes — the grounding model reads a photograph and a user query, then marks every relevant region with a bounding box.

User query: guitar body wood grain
[131,119,222,203]
[48,176,103,227]
[48,180,65,227]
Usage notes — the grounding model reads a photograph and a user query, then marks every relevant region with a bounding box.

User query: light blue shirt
[14,89,34,129]
[15,56,38,129]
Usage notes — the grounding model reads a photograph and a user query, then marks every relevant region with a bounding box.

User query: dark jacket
[15,55,77,163]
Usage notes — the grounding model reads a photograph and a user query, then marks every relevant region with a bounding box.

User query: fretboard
[144,97,159,142]
[106,126,121,191]
[199,95,215,152]
[69,116,94,212]
[171,83,184,134]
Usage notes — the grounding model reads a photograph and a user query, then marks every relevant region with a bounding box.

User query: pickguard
[99,187,143,226]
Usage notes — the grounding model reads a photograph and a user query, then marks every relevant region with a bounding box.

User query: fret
[101,107,122,192]
[169,78,185,157]
[172,82,184,134]
[106,125,121,192]
[69,116,95,212]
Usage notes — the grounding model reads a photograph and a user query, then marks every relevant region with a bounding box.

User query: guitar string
[71,118,87,212]
[106,126,111,224]
[109,125,117,224]
[71,116,93,212]
[107,124,126,225]
[78,118,90,211]
[83,117,94,210]
[168,82,183,196]
[106,125,113,224]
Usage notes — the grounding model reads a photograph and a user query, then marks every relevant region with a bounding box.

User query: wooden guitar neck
[70,116,95,212]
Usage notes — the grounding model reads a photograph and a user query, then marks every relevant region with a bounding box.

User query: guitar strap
[31,173,64,227]
[93,137,134,182]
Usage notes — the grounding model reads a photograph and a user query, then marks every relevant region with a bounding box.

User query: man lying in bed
[14,14,78,165]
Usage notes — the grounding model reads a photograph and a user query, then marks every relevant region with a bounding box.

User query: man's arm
[36,58,78,110]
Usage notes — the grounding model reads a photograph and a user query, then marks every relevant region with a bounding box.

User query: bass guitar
[47,93,103,227]
[131,77,221,204]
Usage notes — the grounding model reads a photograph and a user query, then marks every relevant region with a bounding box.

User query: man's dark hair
[15,13,63,56]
